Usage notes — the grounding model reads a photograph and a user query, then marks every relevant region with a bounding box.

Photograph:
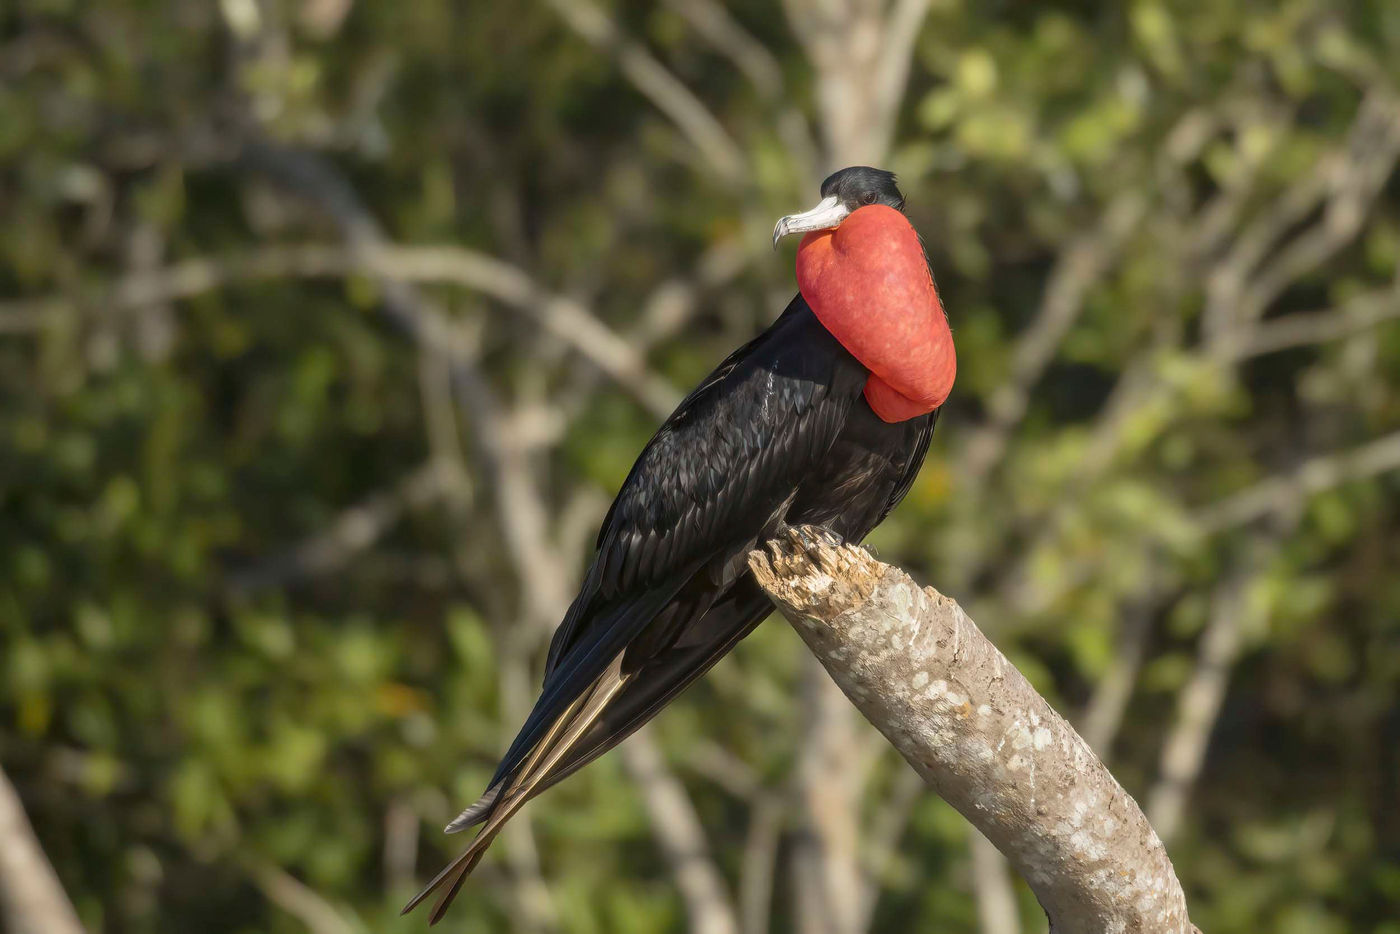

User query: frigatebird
[405,166,956,923]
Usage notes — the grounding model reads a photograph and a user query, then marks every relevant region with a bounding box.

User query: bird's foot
[784,524,844,553]
[751,525,880,612]
[757,526,850,581]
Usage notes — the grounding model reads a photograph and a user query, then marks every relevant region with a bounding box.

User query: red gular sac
[795,205,956,423]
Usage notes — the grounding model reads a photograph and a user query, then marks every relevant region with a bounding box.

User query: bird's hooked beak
[772,195,851,249]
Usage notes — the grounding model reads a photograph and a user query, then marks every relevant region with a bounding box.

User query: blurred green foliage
[2,0,1400,932]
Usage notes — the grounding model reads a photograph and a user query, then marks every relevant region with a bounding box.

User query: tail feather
[444,686,590,835]
[441,583,771,837]
[403,655,633,923]
[443,785,499,834]
[485,582,685,792]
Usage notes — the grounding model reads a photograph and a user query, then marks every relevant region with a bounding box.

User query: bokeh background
[3,1,1400,932]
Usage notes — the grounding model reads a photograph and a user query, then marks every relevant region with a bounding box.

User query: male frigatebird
[405,167,956,922]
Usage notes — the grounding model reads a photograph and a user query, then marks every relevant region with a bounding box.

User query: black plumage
[405,168,943,923]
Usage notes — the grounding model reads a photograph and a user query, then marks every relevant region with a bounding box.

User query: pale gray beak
[772,195,851,249]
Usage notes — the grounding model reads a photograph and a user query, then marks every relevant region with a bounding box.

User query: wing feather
[544,299,863,677]
[877,409,939,524]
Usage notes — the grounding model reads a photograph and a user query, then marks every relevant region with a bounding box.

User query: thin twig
[1203,91,1400,349]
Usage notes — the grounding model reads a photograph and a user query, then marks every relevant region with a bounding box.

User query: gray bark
[748,528,1200,934]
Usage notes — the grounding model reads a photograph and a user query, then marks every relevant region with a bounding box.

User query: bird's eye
[862,192,878,205]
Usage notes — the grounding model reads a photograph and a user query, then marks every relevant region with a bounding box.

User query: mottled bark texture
[749,527,1200,934]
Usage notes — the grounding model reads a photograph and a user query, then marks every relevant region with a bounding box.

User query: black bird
[405,167,955,923]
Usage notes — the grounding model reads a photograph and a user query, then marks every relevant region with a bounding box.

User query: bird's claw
[785,524,844,553]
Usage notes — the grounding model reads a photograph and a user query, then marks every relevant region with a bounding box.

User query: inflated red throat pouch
[796,205,955,423]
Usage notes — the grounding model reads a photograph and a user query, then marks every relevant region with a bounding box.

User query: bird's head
[772,167,905,248]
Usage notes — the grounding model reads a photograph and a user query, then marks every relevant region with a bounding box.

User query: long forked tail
[401,654,632,925]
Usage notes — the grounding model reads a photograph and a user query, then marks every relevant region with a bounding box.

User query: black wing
[495,298,864,785]
[876,408,938,525]
[545,297,861,672]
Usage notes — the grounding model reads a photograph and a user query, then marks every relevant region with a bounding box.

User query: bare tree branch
[234,137,742,932]
[960,193,1147,483]
[1000,423,1400,624]
[8,242,680,419]
[748,528,1199,934]
[1144,573,1249,846]
[249,143,739,930]
[0,304,54,333]
[383,798,420,895]
[1225,281,1400,360]
[855,765,923,934]
[245,860,362,934]
[1203,91,1400,349]
[772,5,944,927]
[226,460,462,595]
[544,0,747,182]
[243,142,583,920]
[487,563,564,934]
[664,0,820,183]
[429,288,740,934]
[974,82,1398,621]
[452,365,578,634]
[738,796,783,934]
[969,828,1023,934]
[874,0,933,146]
[783,0,934,168]
[1196,428,1400,533]
[0,763,86,934]
[1078,596,1159,758]
[623,731,741,934]
[664,0,782,98]
[358,244,684,416]
[1230,94,1400,331]
[790,662,864,934]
